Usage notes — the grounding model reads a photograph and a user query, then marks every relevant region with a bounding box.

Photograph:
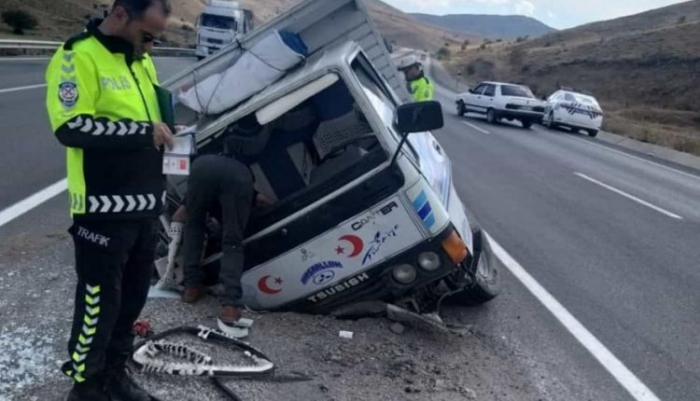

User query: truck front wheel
[521,120,533,129]
[446,229,500,306]
[486,109,498,124]
[456,101,465,117]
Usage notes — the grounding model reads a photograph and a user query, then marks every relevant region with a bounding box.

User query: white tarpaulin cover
[179,30,307,115]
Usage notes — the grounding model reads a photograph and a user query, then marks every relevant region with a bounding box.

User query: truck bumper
[288,226,474,314]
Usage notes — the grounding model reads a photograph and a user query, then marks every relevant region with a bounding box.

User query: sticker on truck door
[240,197,423,310]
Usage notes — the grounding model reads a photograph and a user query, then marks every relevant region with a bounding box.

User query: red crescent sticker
[258,275,283,295]
[339,235,364,257]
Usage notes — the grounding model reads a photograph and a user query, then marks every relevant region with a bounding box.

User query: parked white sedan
[455,81,546,129]
[543,89,604,137]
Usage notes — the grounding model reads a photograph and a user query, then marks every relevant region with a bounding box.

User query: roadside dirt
[1,229,545,401]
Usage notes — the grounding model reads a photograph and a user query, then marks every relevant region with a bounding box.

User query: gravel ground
[1,226,547,401]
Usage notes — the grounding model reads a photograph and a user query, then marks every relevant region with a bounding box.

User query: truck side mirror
[395,101,444,135]
[390,101,444,167]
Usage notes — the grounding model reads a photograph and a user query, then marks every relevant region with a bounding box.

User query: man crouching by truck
[171,116,274,330]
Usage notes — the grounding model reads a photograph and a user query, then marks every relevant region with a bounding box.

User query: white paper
[167,135,195,157]
[163,155,191,176]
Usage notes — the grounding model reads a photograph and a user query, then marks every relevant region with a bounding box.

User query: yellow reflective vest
[408,75,434,102]
[45,21,165,220]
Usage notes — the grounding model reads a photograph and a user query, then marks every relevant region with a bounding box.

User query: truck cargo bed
[162,0,410,107]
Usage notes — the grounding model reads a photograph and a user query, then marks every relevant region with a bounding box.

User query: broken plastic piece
[339,331,354,339]
[217,319,250,339]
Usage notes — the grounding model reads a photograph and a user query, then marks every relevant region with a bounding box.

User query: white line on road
[558,131,700,183]
[590,141,700,182]
[462,121,490,135]
[575,172,683,220]
[0,57,50,62]
[0,179,67,229]
[486,233,662,401]
[0,83,46,94]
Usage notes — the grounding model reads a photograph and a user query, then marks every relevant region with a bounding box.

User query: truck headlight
[392,264,417,284]
[417,252,441,271]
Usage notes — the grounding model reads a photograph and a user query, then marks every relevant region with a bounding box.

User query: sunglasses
[141,31,156,43]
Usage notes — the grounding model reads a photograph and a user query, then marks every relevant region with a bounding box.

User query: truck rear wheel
[446,229,500,306]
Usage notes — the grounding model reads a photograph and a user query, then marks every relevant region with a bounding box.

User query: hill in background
[411,13,555,39]
[0,0,471,51]
[442,0,700,155]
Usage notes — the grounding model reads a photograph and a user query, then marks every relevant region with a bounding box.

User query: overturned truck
[157,0,500,317]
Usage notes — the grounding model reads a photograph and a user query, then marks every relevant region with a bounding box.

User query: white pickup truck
[160,0,499,318]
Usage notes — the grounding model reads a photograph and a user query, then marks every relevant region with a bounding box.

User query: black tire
[544,112,555,129]
[456,101,465,117]
[486,108,498,124]
[446,229,500,306]
[197,56,205,61]
[521,120,532,129]
[588,130,599,138]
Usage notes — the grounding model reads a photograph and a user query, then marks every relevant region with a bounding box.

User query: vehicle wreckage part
[417,251,441,271]
[392,264,417,284]
[444,229,500,306]
[217,319,250,339]
[441,230,469,264]
[131,325,274,377]
[155,221,185,290]
[386,303,449,333]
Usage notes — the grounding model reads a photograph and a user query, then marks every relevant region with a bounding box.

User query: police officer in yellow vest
[398,55,434,102]
[44,1,174,400]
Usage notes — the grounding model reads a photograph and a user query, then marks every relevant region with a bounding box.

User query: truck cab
[161,0,499,317]
[196,0,253,60]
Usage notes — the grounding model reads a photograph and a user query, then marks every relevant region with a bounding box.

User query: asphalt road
[0,56,699,401]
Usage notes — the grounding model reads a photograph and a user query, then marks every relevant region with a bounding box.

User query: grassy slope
[443,0,700,155]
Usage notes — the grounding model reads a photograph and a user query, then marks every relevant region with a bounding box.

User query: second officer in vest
[45,1,174,400]
[398,55,435,102]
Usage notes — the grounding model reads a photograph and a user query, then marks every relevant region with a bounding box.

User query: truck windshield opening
[201,14,237,30]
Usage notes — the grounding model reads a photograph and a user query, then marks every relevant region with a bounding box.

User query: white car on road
[543,89,604,137]
[455,81,546,129]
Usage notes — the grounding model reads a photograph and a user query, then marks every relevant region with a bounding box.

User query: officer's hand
[153,123,174,149]
[255,193,275,210]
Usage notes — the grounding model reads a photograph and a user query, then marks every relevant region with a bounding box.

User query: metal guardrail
[0,39,195,56]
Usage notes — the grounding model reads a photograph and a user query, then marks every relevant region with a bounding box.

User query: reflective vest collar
[86,19,136,65]
[408,72,429,84]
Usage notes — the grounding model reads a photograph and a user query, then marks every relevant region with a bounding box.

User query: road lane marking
[573,137,700,182]
[486,233,662,401]
[462,121,490,135]
[0,83,46,94]
[0,179,67,229]
[0,57,50,62]
[575,172,683,220]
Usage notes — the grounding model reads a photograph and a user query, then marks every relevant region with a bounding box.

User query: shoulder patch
[59,81,79,108]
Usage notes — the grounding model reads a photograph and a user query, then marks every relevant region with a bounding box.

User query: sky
[382,0,691,29]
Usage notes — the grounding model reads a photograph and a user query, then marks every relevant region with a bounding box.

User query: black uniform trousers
[183,154,255,307]
[62,219,157,383]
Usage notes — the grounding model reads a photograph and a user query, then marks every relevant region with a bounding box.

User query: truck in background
[196,0,254,60]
